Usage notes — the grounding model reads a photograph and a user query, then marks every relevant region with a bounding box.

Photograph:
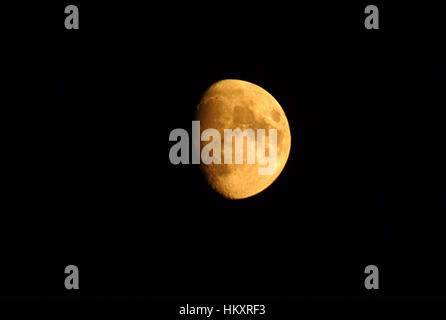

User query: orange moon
[196,79,291,199]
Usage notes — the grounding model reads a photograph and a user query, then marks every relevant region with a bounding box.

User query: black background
[2,0,445,308]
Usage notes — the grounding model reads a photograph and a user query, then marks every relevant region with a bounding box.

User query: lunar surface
[196,79,291,199]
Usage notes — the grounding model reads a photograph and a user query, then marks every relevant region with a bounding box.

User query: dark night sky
[2,1,445,309]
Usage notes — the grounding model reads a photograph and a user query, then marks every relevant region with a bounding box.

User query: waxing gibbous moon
[196,79,291,199]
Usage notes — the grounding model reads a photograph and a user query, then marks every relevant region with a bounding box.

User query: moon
[196,79,291,199]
